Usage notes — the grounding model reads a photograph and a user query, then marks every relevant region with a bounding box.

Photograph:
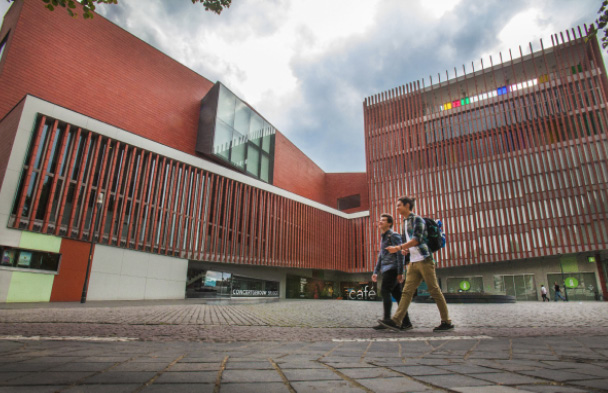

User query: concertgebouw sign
[232,289,279,297]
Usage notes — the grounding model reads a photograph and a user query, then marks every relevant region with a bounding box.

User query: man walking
[379,196,454,332]
[371,214,412,331]
[540,284,549,302]
[554,281,567,301]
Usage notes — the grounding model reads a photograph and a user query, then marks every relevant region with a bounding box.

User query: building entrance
[547,273,599,301]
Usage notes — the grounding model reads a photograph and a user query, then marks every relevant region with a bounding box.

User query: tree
[6,0,232,18]
[588,1,608,51]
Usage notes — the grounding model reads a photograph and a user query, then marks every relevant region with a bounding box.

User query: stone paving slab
[2,300,608,332]
[356,376,433,392]
[516,386,589,393]
[0,300,607,392]
[0,336,606,392]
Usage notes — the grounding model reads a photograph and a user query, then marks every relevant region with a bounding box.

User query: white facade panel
[87,271,122,301]
[120,249,150,278]
[145,277,185,300]
[0,169,20,216]
[118,275,147,300]
[91,245,124,275]
[0,270,12,302]
[88,244,186,301]
[0,214,22,247]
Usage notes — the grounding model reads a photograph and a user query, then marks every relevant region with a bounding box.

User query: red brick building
[364,27,608,301]
[2,0,606,303]
[0,0,370,302]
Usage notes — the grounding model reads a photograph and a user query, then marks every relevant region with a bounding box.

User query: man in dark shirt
[554,281,567,301]
[371,214,412,330]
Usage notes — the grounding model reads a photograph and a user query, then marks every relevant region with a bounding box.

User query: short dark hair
[398,196,416,210]
[380,213,394,227]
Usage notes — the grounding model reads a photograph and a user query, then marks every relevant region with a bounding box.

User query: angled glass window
[246,144,260,177]
[199,83,276,183]
[0,32,8,64]
[217,86,236,126]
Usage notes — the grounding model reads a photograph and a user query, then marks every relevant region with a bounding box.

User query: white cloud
[420,0,463,19]
[1,0,602,172]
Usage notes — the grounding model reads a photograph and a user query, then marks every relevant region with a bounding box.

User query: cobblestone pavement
[1,300,607,392]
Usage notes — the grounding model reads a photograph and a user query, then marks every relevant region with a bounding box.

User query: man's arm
[392,232,405,275]
[372,251,382,281]
[386,237,419,254]
[388,216,425,253]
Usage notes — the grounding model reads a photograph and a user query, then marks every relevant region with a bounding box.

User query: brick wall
[0,1,370,213]
[0,98,25,191]
[273,131,326,203]
[324,172,369,213]
[273,131,368,212]
[0,0,214,156]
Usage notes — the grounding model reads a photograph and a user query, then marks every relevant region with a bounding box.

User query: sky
[0,0,603,172]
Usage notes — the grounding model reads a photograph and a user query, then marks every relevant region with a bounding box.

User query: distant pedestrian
[371,214,412,331]
[540,285,549,302]
[554,281,566,301]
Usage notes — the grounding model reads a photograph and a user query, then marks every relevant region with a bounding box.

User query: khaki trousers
[391,256,451,324]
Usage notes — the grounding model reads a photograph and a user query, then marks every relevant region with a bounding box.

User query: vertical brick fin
[54,127,82,236]
[42,123,70,233]
[99,141,121,244]
[87,137,112,242]
[28,119,59,231]
[14,116,47,228]
[66,132,92,238]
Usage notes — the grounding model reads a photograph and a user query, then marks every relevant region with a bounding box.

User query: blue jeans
[555,291,566,301]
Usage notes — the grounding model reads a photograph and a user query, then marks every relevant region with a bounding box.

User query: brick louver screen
[10,116,370,272]
[363,28,608,268]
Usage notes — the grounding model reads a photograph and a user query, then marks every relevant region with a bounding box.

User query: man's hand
[371,274,378,282]
[386,245,401,254]
[401,249,409,255]
[397,274,404,283]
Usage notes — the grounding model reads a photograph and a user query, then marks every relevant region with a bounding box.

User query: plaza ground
[0,300,607,392]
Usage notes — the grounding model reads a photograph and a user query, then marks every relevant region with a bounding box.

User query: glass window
[207,84,275,183]
[337,194,361,211]
[186,268,232,298]
[213,119,232,159]
[217,85,236,126]
[547,273,599,301]
[249,114,264,145]
[288,275,336,299]
[446,277,483,293]
[246,144,260,176]
[230,134,246,169]
[262,133,272,153]
[1,246,61,273]
[260,154,270,182]
[233,100,252,135]
[232,275,279,297]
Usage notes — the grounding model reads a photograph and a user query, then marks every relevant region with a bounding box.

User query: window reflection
[1,245,61,273]
[207,83,276,183]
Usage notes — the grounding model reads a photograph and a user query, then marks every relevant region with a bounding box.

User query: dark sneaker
[372,323,387,330]
[433,322,454,332]
[400,323,414,331]
[377,319,401,332]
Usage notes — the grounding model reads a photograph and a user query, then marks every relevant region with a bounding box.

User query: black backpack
[405,216,446,254]
[423,218,445,253]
